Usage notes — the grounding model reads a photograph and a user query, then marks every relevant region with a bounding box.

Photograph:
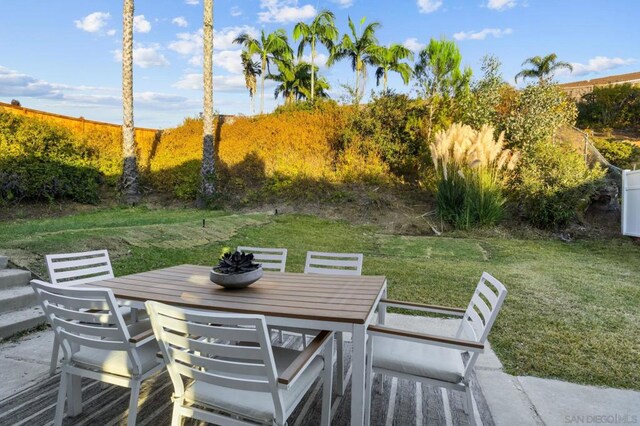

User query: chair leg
[302,333,308,348]
[364,334,373,426]
[54,372,68,426]
[320,336,334,426]
[464,386,476,426]
[377,373,384,394]
[67,375,83,417]
[336,332,345,396]
[171,401,183,426]
[49,334,59,377]
[127,380,141,426]
[278,329,284,343]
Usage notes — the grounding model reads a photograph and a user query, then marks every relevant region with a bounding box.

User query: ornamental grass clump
[431,123,519,229]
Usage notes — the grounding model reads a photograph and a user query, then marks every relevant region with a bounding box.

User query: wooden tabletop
[85,264,387,324]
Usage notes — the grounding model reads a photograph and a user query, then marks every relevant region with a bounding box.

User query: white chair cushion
[184,346,324,423]
[70,321,161,377]
[372,336,465,384]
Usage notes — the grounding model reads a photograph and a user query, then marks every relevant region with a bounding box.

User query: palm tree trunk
[199,0,215,204]
[121,0,140,204]
[383,69,388,92]
[355,60,360,105]
[260,55,266,114]
[310,38,315,102]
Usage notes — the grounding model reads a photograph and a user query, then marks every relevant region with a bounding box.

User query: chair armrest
[368,325,483,353]
[278,330,333,387]
[129,328,155,346]
[379,299,466,317]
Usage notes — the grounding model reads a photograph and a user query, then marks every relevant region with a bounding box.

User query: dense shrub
[149,106,391,200]
[577,84,640,130]
[0,112,101,203]
[431,123,518,229]
[516,141,604,228]
[592,137,640,169]
[340,93,427,181]
[500,82,577,149]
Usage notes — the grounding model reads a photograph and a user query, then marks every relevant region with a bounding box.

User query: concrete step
[0,256,7,269]
[0,305,46,340]
[0,286,38,315]
[0,269,31,290]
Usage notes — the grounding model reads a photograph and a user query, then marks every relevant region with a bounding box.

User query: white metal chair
[146,301,334,426]
[45,250,137,376]
[238,246,290,343]
[304,251,363,276]
[237,246,287,272]
[304,251,364,396]
[31,280,164,426]
[365,272,508,426]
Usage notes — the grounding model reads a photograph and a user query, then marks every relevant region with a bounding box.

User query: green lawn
[1,207,639,390]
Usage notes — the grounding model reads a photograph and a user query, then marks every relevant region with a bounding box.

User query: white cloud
[258,0,317,23]
[0,66,193,112]
[230,6,243,16]
[330,0,354,8]
[487,0,516,10]
[0,66,61,98]
[453,28,512,41]
[113,43,170,68]
[301,53,329,68]
[74,12,111,33]
[172,16,189,27]
[173,73,248,92]
[106,29,117,36]
[184,0,199,5]
[417,0,442,14]
[403,37,425,52]
[567,56,636,77]
[133,15,152,33]
[215,26,259,50]
[168,25,258,67]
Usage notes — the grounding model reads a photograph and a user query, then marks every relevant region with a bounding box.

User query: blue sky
[0,0,638,128]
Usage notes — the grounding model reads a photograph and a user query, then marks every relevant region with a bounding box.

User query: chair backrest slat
[47,303,116,325]
[237,246,287,272]
[163,332,265,360]
[146,301,284,414]
[169,346,268,377]
[46,250,114,286]
[304,251,363,276]
[158,315,260,343]
[455,272,507,378]
[172,362,272,393]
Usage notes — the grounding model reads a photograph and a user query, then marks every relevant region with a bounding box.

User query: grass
[1,206,639,390]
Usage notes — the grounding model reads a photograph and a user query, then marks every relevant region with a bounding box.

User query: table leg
[351,324,367,426]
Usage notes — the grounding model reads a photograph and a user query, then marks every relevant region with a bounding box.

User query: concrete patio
[1,313,638,425]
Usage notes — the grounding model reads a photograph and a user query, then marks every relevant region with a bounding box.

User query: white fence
[622,170,640,237]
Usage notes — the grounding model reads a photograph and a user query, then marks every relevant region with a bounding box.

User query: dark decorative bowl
[209,267,263,289]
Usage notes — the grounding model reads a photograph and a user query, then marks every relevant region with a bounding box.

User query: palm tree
[328,16,381,104]
[269,58,329,104]
[293,9,338,102]
[370,43,414,92]
[515,53,573,83]
[241,50,261,115]
[199,0,215,203]
[121,0,140,204]
[234,29,292,114]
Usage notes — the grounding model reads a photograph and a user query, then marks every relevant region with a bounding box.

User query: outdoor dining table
[84,264,388,426]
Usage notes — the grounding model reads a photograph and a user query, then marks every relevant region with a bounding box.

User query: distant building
[558,71,640,100]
